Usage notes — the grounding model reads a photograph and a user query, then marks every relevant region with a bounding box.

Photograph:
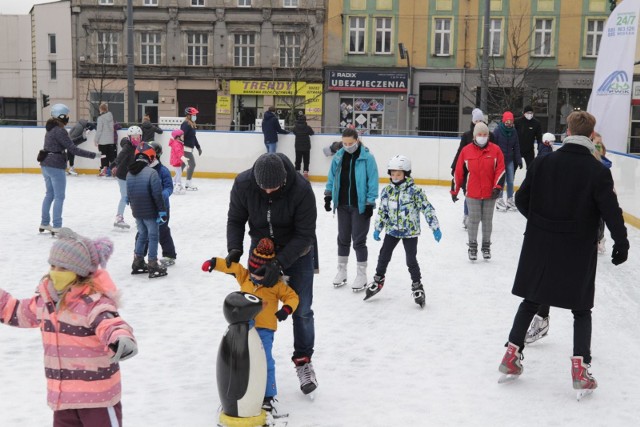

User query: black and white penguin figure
[217,291,267,419]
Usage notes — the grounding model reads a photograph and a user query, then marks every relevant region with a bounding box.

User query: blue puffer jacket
[152,162,173,210]
[325,145,379,214]
[374,178,440,238]
[40,119,96,169]
[126,162,166,219]
[493,124,522,166]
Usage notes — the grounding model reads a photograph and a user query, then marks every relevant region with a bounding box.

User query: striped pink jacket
[0,269,135,411]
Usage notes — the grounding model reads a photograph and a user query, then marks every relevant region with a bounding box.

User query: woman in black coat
[292,115,315,178]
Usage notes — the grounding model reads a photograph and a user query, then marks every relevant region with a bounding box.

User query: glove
[275,305,293,322]
[433,228,442,242]
[224,249,242,268]
[201,258,217,272]
[491,188,501,199]
[364,205,374,218]
[109,337,138,363]
[518,161,523,169]
[324,195,332,212]
[373,230,381,241]
[254,260,282,287]
[156,211,167,224]
[611,245,628,266]
[451,193,459,203]
[111,166,117,176]
[197,147,202,156]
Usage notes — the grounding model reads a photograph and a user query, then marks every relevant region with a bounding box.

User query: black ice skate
[147,260,168,278]
[411,281,425,308]
[468,242,478,261]
[481,242,491,260]
[131,256,148,275]
[363,275,385,301]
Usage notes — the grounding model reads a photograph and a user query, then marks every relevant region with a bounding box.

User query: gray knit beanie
[48,228,114,277]
[253,153,287,189]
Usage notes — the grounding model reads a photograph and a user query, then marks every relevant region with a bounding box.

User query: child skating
[168,129,188,195]
[367,155,442,307]
[0,228,137,426]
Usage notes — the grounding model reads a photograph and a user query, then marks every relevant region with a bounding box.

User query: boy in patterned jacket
[367,155,442,308]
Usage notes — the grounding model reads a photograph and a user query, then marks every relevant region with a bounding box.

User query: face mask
[391,178,405,185]
[49,269,77,292]
[191,115,197,122]
[504,123,513,128]
[343,142,359,154]
[150,159,159,167]
[475,136,489,147]
[525,113,533,120]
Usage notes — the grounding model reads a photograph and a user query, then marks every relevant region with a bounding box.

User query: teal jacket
[325,145,379,213]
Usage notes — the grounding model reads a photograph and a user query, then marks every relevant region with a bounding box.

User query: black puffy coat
[141,120,163,143]
[261,111,289,143]
[293,119,315,151]
[227,154,317,269]
[514,116,543,155]
[512,140,629,310]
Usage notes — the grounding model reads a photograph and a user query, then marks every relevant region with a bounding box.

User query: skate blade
[576,389,594,401]
[498,374,520,384]
[416,300,425,308]
[131,269,149,275]
[333,280,347,288]
[351,286,366,292]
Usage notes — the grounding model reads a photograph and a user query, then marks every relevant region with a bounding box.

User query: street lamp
[399,42,412,135]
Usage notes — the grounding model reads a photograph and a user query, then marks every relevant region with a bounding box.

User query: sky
[0,0,58,15]
[0,173,639,426]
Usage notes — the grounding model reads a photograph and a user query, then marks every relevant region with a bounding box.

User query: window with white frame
[187,33,208,66]
[283,0,299,7]
[234,34,256,67]
[238,0,251,6]
[191,0,205,6]
[99,0,113,5]
[585,19,604,58]
[533,18,553,56]
[279,33,300,67]
[140,33,162,65]
[49,34,56,54]
[349,17,366,54]
[98,32,119,64]
[434,18,452,56]
[489,18,502,56]
[375,17,392,54]
[143,0,158,5]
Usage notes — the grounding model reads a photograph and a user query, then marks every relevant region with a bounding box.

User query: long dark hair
[342,128,359,140]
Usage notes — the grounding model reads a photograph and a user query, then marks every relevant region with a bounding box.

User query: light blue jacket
[325,145,379,214]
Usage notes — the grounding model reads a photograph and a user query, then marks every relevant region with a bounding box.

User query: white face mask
[475,136,489,147]
[191,115,197,122]
[150,159,159,167]
[343,142,359,154]
[525,113,533,120]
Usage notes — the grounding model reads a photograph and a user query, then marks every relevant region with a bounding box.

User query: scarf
[562,135,596,154]
[498,122,514,137]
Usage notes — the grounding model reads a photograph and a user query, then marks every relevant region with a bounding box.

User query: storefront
[324,69,408,135]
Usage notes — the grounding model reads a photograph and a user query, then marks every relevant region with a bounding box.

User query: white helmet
[387,154,411,173]
[127,126,142,137]
[542,132,556,143]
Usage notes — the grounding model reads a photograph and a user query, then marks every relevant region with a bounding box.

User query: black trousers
[375,235,421,283]
[295,150,310,172]
[508,299,592,363]
[522,150,535,169]
[98,144,117,169]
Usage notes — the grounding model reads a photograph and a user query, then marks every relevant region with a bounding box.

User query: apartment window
[99,0,114,4]
[375,17,392,54]
[234,34,256,67]
[434,18,452,56]
[279,33,300,67]
[349,17,366,53]
[283,0,299,6]
[238,0,251,6]
[141,33,162,65]
[187,33,208,66]
[50,61,57,80]
[191,0,205,6]
[143,0,158,5]
[48,34,56,54]
[585,19,604,57]
[489,18,502,56]
[533,18,553,56]
[98,32,119,64]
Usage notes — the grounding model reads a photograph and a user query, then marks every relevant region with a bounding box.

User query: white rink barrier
[1,126,639,227]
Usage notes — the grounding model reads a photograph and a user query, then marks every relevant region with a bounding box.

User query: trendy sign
[588,1,640,152]
[327,71,408,92]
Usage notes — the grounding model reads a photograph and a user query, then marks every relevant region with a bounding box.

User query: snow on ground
[0,173,639,427]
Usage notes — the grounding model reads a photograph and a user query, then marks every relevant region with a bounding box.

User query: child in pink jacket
[0,228,137,427]
[169,129,187,194]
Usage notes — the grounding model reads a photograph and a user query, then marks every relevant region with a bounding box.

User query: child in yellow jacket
[202,237,298,412]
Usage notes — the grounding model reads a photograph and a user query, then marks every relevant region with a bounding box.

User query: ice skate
[525,315,549,344]
[597,237,606,254]
[131,256,148,275]
[462,215,468,230]
[411,281,425,308]
[351,261,368,292]
[50,228,61,237]
[571,356,597,401]
[148,260,168,278]
[39,224,53,234]
[468,242,478,261]
[173,183,186,195]
[98,166,112,178]
[498,342,523,383]
[481,242,491,260]
[496,198,508,212]
[160,257,176,267]
[185,180,198,191]
[303,171,309,180]
[67,167,78,176]
[333,256,348,288]
[363,275,385,301]
[293,356,318,396]
[506,197,517,211]
[113,215,130,230]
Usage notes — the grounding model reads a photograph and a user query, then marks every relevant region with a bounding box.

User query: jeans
[41,166,67,228]
[500,162,515,199]
[117,178,127,216]
[257,328,277,398]
[463,198,469,216]
[283,250,315,359]
[136,208,177,259]
[337,205,371,262]
[135,217,160,260]
[265,142,277,153]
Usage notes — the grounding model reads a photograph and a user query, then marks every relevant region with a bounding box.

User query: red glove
[201,258,217,272]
